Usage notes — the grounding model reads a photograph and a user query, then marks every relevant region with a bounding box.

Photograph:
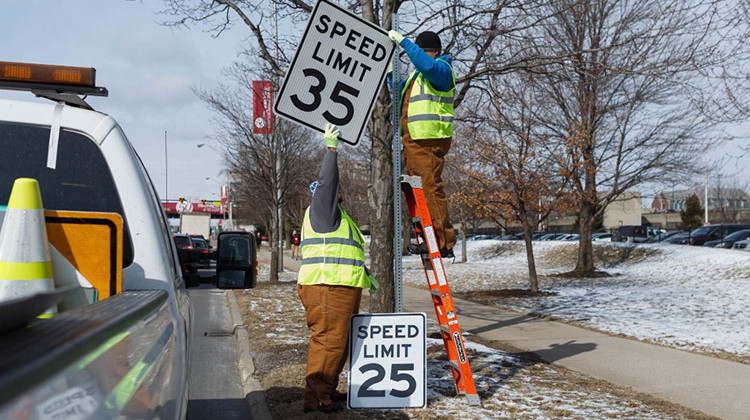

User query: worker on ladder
[388,29,456,259]
[297,124,378,413]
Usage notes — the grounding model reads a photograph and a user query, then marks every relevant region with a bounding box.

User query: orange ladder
[401,175,480,405]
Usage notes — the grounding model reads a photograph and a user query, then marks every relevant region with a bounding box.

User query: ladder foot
[464,393,481,406]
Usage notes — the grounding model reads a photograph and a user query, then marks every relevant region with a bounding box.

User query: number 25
[290,68,360,126]
[357,363,416,398]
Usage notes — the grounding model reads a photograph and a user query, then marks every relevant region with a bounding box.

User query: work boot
[331,391,347,402]
[407,242,429,255]
[440,248,455,259]
[317,401,344,413]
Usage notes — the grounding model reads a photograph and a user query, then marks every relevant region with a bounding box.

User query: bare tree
[195,64,317,281]
[514,0,750,274]
[457,76,573,292]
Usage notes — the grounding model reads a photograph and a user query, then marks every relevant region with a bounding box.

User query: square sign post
[348,313,426,409]
[274,0,395,146]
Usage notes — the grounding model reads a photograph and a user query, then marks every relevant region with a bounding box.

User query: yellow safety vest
[298,206,370,289]
[401,58,455,140]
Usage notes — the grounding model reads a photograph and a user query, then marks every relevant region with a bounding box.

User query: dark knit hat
[415,31,442,51]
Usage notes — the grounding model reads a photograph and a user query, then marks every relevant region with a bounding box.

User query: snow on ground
[403,239,750,360]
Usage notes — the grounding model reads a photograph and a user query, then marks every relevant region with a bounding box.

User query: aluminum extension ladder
[401,175,480,405]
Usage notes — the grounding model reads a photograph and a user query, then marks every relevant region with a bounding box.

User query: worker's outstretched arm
[310,124,341,233]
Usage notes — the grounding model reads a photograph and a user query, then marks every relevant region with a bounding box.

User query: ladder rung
[431,289,440,296]
[440,325,450,335]
[449,360,461,372]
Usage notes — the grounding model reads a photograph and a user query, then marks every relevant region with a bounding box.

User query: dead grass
[538,243,662,268]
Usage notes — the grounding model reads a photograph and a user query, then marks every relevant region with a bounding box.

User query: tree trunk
[575,198,596,273]
[458,221,467,263]
[367,90,395,313]
[521,213,539,293]
[269,204,279,283]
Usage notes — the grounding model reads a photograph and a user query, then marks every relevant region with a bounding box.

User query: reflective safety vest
[401,59,455,140]
[298,206,370,289]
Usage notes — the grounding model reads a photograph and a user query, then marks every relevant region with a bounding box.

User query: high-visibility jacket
[402,59,455,140]
[298,206,370,289]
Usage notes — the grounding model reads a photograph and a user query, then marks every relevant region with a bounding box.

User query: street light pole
[197,143,231,229]
[704,146,709,225]
[164,131,168,202]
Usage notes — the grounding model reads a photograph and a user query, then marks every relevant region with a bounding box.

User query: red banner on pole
[220,185,228,204]
[253,80,273,134]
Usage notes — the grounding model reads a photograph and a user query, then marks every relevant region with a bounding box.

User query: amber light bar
[0,61,96,87]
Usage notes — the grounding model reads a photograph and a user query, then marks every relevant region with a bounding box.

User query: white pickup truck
[0,62,192,419]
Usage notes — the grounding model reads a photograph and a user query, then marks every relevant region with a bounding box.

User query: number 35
[290,68,360,126]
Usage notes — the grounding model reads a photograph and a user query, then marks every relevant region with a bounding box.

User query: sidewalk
[253,248,750,419]
[402,285,750,420]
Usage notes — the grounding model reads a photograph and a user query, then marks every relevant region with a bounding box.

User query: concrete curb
[226,290,273,420]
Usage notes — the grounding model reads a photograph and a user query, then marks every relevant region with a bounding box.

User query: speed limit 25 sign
[348,313,426,409]
[274,0,395,146]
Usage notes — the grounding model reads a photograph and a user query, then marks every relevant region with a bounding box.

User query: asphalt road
[186,267,251,420]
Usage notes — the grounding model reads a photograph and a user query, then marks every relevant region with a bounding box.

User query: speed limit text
[313,14,388,82]
[357,324,419,358]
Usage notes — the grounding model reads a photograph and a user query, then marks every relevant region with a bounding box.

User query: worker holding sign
[297,124,378,413]
[388,30,456,258]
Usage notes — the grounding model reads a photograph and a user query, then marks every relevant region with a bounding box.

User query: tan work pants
[298,284,362,409]
[402,134,456,251]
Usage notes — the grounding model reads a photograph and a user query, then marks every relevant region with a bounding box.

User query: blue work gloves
[388,30,404,44]
[324,123,339,149]
[368,274,379,293]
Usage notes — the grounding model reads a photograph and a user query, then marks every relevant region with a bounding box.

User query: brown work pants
[402,134,456,251]
[298,284,362,410]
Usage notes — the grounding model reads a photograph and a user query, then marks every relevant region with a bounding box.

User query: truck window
[0,121,134,267]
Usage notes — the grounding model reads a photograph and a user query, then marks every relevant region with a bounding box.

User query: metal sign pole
[392,13,403,313]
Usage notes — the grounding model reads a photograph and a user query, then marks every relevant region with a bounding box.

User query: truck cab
[0,62,192,418]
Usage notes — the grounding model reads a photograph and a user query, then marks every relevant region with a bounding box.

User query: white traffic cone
[0,178,55,316]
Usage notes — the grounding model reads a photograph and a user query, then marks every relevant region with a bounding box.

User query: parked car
[732,239,750,250]
[592,232,612,241]
[540,233,566,241]
[647,230,683,243]
[703,229,750,248]
[469,234,498,241]
[191,236,212,267]
[666,232,691,244]
[687,224,750,246]
[612,225,661,243]
[531,231,547,240]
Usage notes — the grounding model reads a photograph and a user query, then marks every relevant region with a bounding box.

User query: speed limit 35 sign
[274,0,395,146]
[348,313,426,409]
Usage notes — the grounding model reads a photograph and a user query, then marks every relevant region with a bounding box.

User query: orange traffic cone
[0,178,55,316]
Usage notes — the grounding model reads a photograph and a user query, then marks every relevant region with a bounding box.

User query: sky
[1,0,248,202]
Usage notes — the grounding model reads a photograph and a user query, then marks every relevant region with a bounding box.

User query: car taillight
[202,249,208,253]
